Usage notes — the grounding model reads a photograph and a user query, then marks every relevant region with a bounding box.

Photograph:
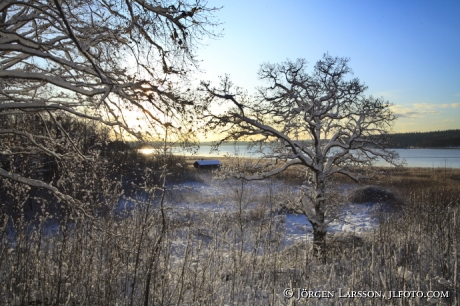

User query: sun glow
[138,148,156,155]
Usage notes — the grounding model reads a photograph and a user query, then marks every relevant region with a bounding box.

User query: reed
[1,163,459,305]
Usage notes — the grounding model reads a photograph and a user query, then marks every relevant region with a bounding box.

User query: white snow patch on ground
[328,204,380,233]
[282,214,311,246]
[169,177,381,246]
[280,203,380,246]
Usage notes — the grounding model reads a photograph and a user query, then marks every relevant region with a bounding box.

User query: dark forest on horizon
[389,129,460,148]
[130,130,460,149]
[193,130,460,148]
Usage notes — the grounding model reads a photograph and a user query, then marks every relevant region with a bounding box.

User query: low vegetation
[1,157,459,305]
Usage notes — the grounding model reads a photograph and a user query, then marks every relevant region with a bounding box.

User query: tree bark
[312,177,326,263]
[312,219,326,263]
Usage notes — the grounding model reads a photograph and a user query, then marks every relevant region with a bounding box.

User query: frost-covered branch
[1,0,220,209]
[200,54,401,261]
[0,167,90,217]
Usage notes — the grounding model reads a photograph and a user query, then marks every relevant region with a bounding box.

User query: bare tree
[0,0,219,209]
[201,54,400,261]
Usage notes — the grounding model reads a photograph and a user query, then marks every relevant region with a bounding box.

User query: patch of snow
[328,204,379,233]
[168,178,381,247]
[282,214,312,246]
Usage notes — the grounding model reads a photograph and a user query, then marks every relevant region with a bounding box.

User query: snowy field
[165,174,382,248]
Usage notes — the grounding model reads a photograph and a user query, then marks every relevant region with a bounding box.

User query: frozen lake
[173,145,460,168]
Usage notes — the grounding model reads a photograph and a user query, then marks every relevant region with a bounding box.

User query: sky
[193,0,460,133]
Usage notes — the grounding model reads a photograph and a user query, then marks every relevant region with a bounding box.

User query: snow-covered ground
[282,203,380,246]
[167,175,382,247]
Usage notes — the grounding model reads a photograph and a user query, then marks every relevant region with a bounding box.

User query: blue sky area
[194,0,460,133]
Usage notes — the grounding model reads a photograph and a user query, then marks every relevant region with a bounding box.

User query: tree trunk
[312,209,326,263]
[312,177,326,263]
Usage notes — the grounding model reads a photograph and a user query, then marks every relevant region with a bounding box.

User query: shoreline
[182,156,460,170]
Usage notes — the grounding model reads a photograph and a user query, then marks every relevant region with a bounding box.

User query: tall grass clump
[1,163,459,305]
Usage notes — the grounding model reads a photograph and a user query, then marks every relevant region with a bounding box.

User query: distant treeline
[122,130,460,149]
[389,130,460,148]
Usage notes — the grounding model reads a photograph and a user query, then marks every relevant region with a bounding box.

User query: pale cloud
[412,103,439,110]
[391,103,439,119]
[391,102,460,119]
[441,103,460,108]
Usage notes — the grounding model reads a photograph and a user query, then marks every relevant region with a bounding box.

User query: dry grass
[2,160,460,305]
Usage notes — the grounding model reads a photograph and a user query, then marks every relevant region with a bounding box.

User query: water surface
[173,145,460,168]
